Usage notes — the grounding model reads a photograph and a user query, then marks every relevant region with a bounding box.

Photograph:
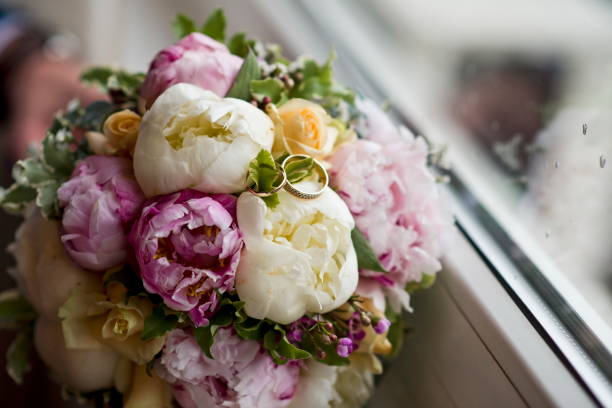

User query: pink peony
[330,103,454,311]
[57,155,145,271]
[140,32,243,107]
[158,329,299,408]
[129,190,242,326]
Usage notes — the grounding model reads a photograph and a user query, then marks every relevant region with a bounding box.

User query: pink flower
[57,155,144,271]
[157,329,299,408]
[129,190,242,326]
[140,33,243,107]
[330,109,454,311]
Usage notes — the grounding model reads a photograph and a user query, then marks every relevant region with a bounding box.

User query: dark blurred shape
[451,55,562,174]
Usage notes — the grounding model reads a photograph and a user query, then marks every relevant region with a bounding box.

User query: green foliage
[201,8,226,42]
[0,101,91,218]
[290,52,355,111]
[284,156,314,184]
[0,291,36,330]
[79,101,115,132]
[351,228,387,273]
[172,9,227,42]
[172,13,197,39]
[226,51,261,101]
[263,325,311,365]
[80,67,145,104]
[405,273,437,294]
[250,78,287,105]
[246,150,284,208]
[6,326,33,384]
[140,305,180,341]
[384,307,406,358]
[227,32,255,58]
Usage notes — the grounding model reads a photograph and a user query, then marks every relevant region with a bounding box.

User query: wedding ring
[281,154,329,200]
[246,167,287,197]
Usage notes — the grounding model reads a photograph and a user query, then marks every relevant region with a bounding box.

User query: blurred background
[1,0,612,406]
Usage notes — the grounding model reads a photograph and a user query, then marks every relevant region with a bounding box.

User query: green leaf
[42,133,76,177]
[201,8,226,42]
[227,32,252,58]
[351,228,387,273]
[140,305,179,341]
[80,67,113,87]
[250,78,286,104]
[13,160,52,186]
[0,185,37,213]
[284,157,314,184]
[385,307,406,358]
[247,149,282,193]
[226,51,260,101]
[405,273,437,294]
[261,194,280,209]
[172,13,197,39]
[79,101,115,132]
[263,326,310,364]
[36,181,62,218]
[234,318,266,340]
[6,328,32,384]
[194,326,214,359]
[0,294,36,325]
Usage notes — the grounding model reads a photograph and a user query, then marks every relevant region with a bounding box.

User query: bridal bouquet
[0,10,453,408]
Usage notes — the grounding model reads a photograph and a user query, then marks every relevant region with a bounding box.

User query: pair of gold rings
[248,154,329,200]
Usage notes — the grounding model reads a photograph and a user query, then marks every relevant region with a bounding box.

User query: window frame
[254,0,612,404]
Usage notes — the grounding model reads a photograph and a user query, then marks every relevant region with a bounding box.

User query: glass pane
[284,0,612,398]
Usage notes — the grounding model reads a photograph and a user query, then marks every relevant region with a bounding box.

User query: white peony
[235,182,358,324]
[133,83,275,196]
[288,359,374,408]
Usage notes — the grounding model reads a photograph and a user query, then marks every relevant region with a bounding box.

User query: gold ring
[281,154,329,200]
[246,167,287,197]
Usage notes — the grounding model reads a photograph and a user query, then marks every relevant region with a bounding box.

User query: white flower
[133,83,275,196]
[235,182,358,324]
[288,359,374,408]
[10,206,100,318]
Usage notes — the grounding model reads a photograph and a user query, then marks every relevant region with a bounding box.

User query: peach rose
[269,99,340,159]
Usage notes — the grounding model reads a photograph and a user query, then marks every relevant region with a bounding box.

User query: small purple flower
[336,337,354,358]
[286,322,303,344]
[129,190,243,326]
[374,317,391,335]
[57,156,145,271]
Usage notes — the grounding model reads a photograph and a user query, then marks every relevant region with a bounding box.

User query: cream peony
[133,83,275,196]
[9,207,100,318]
[34,318,119,392]
[235,182,358,324]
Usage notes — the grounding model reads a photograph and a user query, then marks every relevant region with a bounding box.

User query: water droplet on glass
[554,161,559,168]
[583,123,588,135]
[600,155,606,168]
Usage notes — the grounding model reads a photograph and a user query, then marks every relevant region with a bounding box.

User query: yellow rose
[59,282,165,365]
[103,109,142,155]
[268,99,339,159]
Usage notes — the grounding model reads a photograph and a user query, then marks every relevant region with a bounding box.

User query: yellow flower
[268,99,339,159]
[59,282,165,365]
[103,109,142,155]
